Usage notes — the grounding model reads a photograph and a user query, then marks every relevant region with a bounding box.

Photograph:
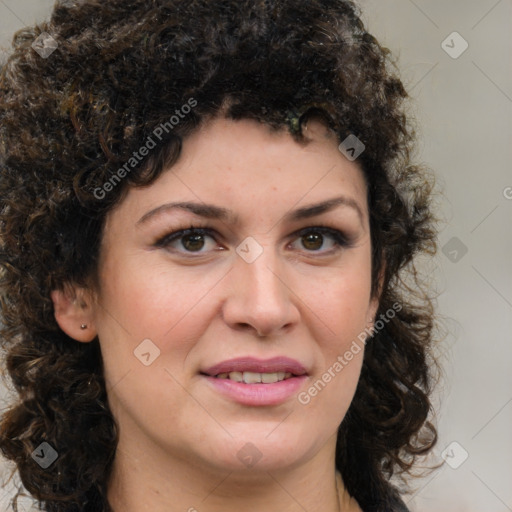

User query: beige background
[1,1,511,511]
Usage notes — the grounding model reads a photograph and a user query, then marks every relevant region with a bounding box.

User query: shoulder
[359,492,411,512]
[386,493,411,512]
[345,493,410,512]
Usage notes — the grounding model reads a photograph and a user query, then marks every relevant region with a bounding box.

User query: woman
[0,0,438,511]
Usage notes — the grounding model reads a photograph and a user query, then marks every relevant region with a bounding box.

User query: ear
[50,284,97,342]
[366,263,386,329]
[366,295,380,332]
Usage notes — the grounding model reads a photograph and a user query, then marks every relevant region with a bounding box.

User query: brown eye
[182,233,206,252]
[301,232,324,251]
[156,227,218,254]
[289,226,350,254]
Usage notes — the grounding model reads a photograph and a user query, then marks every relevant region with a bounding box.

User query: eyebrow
[137,201,238,225]
[137,195,365,226]
[285,196,364,224]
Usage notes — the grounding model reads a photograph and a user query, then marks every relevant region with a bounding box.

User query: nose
[221,244,300,338]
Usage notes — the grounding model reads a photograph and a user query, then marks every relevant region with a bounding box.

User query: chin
[193,423,318,474]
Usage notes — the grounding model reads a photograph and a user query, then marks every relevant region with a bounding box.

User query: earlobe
[367,298,379,331]
[370,261,386,317]
[367,279,384,331]
[50,286,97,342]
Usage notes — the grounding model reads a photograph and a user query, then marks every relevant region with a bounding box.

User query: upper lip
[201,357,308,377]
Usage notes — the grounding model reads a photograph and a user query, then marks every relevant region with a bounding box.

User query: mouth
[209,371,295,383]
[200,356,308,380]
[200,356,308,406]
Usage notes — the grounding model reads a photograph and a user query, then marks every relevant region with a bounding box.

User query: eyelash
[154,224,352,257]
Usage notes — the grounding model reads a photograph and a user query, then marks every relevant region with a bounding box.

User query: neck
[107,434,349,512]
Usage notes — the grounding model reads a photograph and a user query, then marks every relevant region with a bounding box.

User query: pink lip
[202,375,308,406]
[200,356,308,406]
[201,356,308,376]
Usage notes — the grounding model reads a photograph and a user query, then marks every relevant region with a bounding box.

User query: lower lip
[202,375,308,406]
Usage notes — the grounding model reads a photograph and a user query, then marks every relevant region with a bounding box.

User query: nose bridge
[238,240,285,305]
[223,238,298,336]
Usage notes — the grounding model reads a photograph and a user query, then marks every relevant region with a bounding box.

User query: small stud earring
[80,324,87,330]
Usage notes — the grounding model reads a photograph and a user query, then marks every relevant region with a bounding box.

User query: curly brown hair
[0,0,438,510]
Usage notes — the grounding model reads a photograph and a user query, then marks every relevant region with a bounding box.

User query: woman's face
[89,117,378,475]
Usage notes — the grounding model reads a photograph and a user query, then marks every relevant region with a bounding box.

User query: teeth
[215,371,294,383]
[228,371,243,382]
[262,372,279,383]
[243,371,261,384]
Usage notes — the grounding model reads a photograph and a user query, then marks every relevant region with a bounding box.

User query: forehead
[107,117,369,229]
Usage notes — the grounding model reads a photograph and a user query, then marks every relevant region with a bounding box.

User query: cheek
[299,257,372,411]
[94,261,218,419]
[308,263,373,343]
[95,257,223,363]
[299,274,370,430]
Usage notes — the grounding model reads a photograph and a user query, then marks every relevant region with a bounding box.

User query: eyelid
[291,225,352,246]
[154,225,219,249]
[154,223,354,256]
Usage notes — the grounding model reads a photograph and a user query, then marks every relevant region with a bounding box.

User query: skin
[52,117,378,512]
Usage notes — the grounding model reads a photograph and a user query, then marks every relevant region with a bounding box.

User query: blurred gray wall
[1,1,511,511]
